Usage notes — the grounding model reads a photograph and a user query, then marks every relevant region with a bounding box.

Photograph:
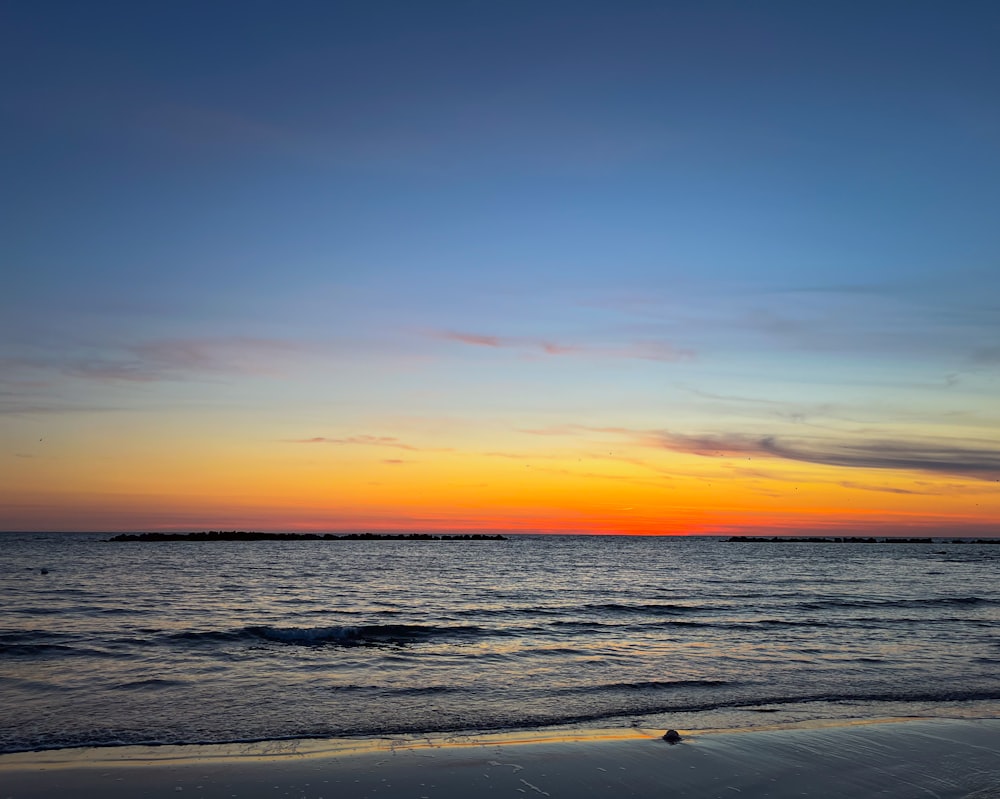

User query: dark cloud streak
[654,431,1000,480]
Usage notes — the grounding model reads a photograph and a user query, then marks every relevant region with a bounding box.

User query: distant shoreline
[106,531,508,542]
[101,532,999,543]
[99,531,1000,543]
[726,535,1000,544]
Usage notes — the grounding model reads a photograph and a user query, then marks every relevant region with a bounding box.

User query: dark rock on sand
[662,729,682,743]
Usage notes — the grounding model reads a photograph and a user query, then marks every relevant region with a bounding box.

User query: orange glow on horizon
[3,420,997,536]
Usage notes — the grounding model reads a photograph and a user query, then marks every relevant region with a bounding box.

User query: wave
[454,606,565,618]
[388,685,464,696]
[112,678,188,691]
[580,602,702,616]
[798,596,996,611]
[556,679,731,695]
[9,606,74,616]
[0,642,116,659]
[3,622,509,657]
[0,630,111,659]
[164,611,996,652]
[550,617,833,632]
[522,646,589,657]
[0,630,67,643]
[715,688,1000,710]
[0,642,77,656]
[5,684,999,757]
[172,623,492,647]
[451,602,702,620]
[506,688,1000,733]
[249,623,491,646]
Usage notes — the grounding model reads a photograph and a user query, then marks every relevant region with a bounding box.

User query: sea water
[1,533,998,753]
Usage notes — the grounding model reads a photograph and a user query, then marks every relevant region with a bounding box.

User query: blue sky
[2,1,999,533]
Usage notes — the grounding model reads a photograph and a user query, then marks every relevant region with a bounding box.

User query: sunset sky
[2,1,999,535]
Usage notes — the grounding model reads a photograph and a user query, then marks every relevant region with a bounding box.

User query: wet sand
[2,718,998,798]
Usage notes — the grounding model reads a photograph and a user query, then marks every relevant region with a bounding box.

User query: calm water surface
[1,533,998,753]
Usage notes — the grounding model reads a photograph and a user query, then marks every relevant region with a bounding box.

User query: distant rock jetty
[107,531,507,542]
[726,536,998,544]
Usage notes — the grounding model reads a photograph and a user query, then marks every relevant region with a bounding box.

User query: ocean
[1,533,998,754]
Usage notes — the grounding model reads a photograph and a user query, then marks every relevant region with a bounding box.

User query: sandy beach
[2,718,997,799]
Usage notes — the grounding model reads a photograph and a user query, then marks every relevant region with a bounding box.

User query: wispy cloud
[440,332,504,348]
[652,431,1000,480]
[435,330,583,356]
[972,346,1000,365]
[289,435,451,453]
[0,377,119,415]
[6,337,305,385]
[434,330,693,362]
[290,435,419,451]
[0,398,125,416]
[518,424,631,437]
[837,480,924,495]
[129,337,300,378]
[620,341,695,361]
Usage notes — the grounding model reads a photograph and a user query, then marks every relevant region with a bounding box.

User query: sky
[2,0,999,535]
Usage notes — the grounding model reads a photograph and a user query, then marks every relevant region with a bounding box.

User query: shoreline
[0,715,976,764]
[3,717,998,798]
